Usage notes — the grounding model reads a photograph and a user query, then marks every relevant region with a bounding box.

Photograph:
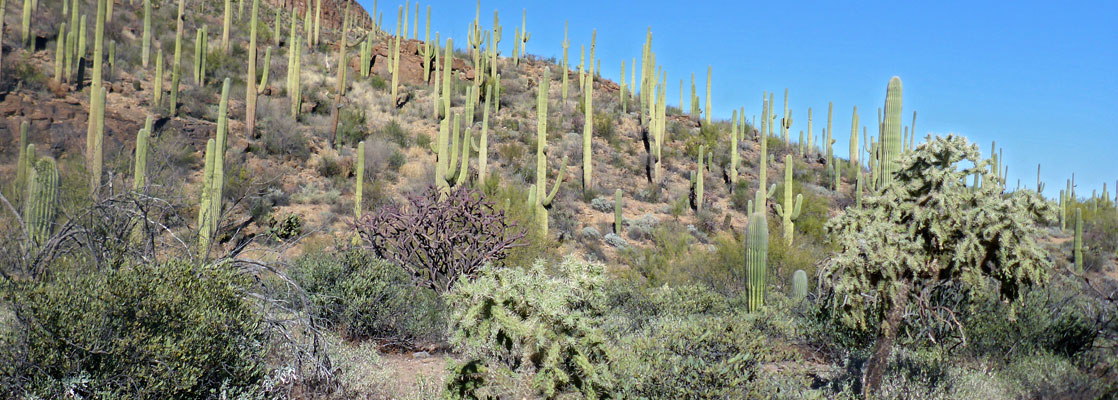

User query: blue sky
[360,0,1117,199]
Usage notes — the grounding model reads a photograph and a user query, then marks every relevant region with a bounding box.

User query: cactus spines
[881,76,904,186]
[355,140,365,218]
[1074,207,1083,272]
[746,205,769,312]
[774,155,802,246]
[24,158,59,248]
[534,67,566,236]
[792,269,808,300]
[614,189,623,234]
[245,0,259,137]
[582,71,593,193]
[170,0,184,114]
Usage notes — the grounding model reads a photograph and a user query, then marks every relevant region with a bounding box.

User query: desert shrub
[622,222,695,285]
[265,213,303,242]
[316,152,347,179]
[357,186,526,293]
[445,258,615,399]
[289,250,444,346]
[613,313,790,399]
[379,119,411,148]
[595,110,618,146]
[336,108,369,146]
[260,99,310,160]
[482,179,557,267]
[2,261,265,398]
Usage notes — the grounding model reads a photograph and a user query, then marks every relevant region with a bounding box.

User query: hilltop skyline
[363,0,1118,198]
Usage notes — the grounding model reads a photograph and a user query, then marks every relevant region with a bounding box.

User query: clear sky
[359,0,1117,199]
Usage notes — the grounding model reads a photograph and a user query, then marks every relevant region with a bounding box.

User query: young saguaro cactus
[132,117,152,191]
[746,192,769,312]
[774,155,802,247]
[533,67,567,236]
[614,189,623,234]
[691,145,705,211]
[16,122,31,194]
[792,269,808,300]
[881,76,904,186]
[24,158,59,248]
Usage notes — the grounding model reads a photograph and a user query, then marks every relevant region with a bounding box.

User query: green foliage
[265,212,303,241]
[336,107,369,146]
[290,250,445,345]
[2,261,265,398]
[446,259,614,399]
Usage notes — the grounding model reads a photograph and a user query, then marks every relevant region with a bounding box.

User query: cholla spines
[774,154,802,246]
[746,201,769,312]
[792,270,808,300]
[881,76,904,186]
[170,0,184,115]
[1074,208,1083,272]
[533,67,566,236]
[355,140,365,218]
[24,158,59,248]
[614,189,623,234]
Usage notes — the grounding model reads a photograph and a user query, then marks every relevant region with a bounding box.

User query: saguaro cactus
[16,122,31,194]
[24,158,59,248]
[170,0,184,114]
[691,145,704,211]
[221,0,231,53]
[142,0,151,67]
[849,106,859,169]
[614,189,623,234]
[792,270,808,300]
[746,200,769,312]
[87,86,106,194]
[1074,208,1083,272]
[54,24,66,83]
[477,88,491,186]
[132,117,152,191]
[775,155,802,246]
[245,0,259,137]
[533,67,566,236]
[355,140,365,218]
[582,72,593,193]
[881,76,903,186]
[561,21,569,101]
[390,5,402,104]
[21,0,31,49]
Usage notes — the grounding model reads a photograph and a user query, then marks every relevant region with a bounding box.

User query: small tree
[822,135,1056,397]
[357,186,526,293]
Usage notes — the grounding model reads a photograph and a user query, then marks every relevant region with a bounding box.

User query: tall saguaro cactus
[477,88,491,186]
[170,0,185,114]
[775,155,802,246]
[221,0,231,53]
[533,67,566,236]
[704,66,712,126]
[746,199,769,312]
[245,0,259,137]
[849,106,860,169]
[198,79,232,255]
[390,5,402,104]
[614,189,623,234]
[691,145,704,211]
[881,76,903,186]
[582,72,593,193]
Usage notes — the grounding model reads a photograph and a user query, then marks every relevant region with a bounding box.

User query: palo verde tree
[822,135,1056,397]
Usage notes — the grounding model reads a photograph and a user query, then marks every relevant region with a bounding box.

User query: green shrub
[2,261,266,398]
[337,108,369,146]
[290,250,444,346]
[445,258,615,399]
